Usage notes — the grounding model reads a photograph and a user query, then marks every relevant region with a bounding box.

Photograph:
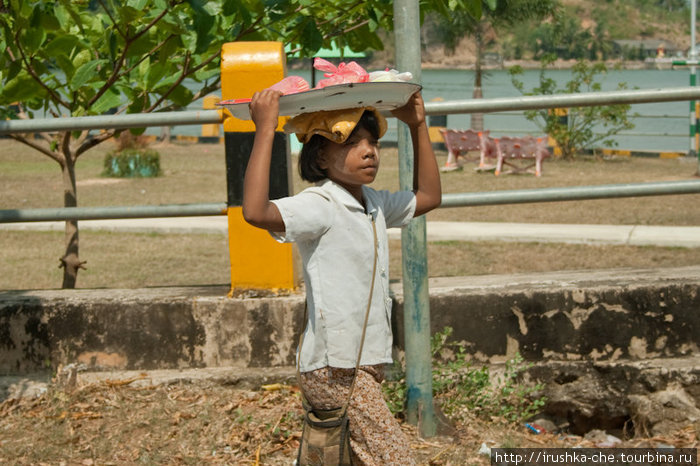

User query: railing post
[394,0,437,438]
[220,42,299,294]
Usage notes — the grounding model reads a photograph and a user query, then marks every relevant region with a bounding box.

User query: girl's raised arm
[392,92,442,217]
[242,90,286,232]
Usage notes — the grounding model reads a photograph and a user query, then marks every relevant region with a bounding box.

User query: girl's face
[320,126,380,200]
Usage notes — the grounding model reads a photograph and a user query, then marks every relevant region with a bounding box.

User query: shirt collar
[318,179,377,218]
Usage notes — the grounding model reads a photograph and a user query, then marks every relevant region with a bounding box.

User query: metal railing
[2,86,700,224]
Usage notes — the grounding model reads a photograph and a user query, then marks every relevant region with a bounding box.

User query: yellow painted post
[221,42,299,293]
[427,97,446,147]
[547,108,568,157]
[202,95,221,141]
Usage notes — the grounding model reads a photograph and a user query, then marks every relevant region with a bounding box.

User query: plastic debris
[266,76,311,95]
[313,58,369,88]
[478,442,492,457]
[368,69,413,83]
[525,422,546,434]
[584,429,622,447]
[260,383,294,391]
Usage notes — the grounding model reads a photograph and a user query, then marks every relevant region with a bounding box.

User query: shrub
[510,55,636,159]
[102,148,161,178]
[383,327,546,423]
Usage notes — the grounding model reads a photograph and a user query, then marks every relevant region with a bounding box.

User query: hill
[371,0,693,69]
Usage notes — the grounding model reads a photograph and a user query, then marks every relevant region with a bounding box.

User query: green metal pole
[393,0,436,438]
[691,0,699,173]
[690,71,696,157]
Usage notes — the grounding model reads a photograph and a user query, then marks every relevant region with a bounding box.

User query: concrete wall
[1,266,698,375]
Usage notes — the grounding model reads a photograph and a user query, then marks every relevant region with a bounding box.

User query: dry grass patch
[0,231,230,290]
[1,377,696,465]
[1,139,699,290]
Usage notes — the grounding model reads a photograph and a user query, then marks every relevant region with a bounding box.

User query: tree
[0,0,431,288]
[510,55,636,160]
[433,0,556,130]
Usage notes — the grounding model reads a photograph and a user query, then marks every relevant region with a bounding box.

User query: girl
[243,88,441,465]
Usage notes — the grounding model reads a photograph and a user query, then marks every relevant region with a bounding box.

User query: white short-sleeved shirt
[271,179,416,372]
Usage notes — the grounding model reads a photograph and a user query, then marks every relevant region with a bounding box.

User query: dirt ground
[1,371,697,466]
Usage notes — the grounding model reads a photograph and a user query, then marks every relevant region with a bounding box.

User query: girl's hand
[391,91,427,128]
[249,89,283,132]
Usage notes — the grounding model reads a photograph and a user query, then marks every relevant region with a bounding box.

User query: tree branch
[10,134,64,165]
[127,1,183,43]
[76,130,116,157]
[144,52,191,113]
[98,0,125,38]
[114,34,175,82]
[61,131,73,165]
[90,34,176,109]
[14,32,71,108]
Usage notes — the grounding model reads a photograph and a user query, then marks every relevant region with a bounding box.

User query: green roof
[285,43,365,58]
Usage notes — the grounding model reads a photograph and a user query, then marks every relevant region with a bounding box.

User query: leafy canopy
[0,0,484,120]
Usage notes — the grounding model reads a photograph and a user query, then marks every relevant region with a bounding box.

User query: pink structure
[441,129,550,177]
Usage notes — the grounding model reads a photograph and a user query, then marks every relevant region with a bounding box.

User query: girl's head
[296,108,386,183]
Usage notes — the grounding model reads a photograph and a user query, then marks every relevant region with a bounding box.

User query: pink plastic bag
[266,76,311,95]
[314,58,369,88]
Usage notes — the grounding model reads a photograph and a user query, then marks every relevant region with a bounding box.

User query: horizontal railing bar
[0,203,228,223]
[487,112,686,119]
[423,86,700,115]
[3,180,700,222]
[0,110,224,134]
[440,180,700,208]
[3,86,700,134]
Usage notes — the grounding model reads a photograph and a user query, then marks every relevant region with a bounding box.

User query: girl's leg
[300,366,415,466]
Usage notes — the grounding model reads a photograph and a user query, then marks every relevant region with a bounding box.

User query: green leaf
[44,35,80,57]
[117,5,143,24]
[128,0,149,10]
[70,59,104,91]
[54,4,71,30]
[72,48,92,69]
[192,10,215,54]
[20,27,47,54]
[91,87,122,114]
[299,20,322,53]
[2,74,45,102]
[167,84,193,107]
[6,59,22,82]
[39,12,61,30]
[145,62,168,90]
[54,54,75,80]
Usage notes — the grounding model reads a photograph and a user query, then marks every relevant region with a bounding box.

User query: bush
[102,148,161,178]
[383,327,546,423]
[510,55,636,159]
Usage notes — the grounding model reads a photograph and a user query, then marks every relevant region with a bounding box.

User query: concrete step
[2,266,698,375]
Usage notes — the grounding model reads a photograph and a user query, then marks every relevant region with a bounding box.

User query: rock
[527,357,700,436]
[628,384,700,437]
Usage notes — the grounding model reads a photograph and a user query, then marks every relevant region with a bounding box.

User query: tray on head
[217,81,421,120]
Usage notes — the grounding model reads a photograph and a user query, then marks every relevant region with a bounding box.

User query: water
[177,67,695,153]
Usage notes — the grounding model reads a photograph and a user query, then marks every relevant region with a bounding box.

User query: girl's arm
[392,92,442,217]
[241,89,286,232]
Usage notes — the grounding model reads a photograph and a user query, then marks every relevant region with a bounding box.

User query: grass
[1,138,699,290]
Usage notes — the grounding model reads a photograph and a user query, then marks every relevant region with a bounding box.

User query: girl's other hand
[391,91,426,128]
[249,89,283,132]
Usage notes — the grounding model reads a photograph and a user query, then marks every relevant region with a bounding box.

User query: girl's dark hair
[298,110,382,183]
[299,135,328,182]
